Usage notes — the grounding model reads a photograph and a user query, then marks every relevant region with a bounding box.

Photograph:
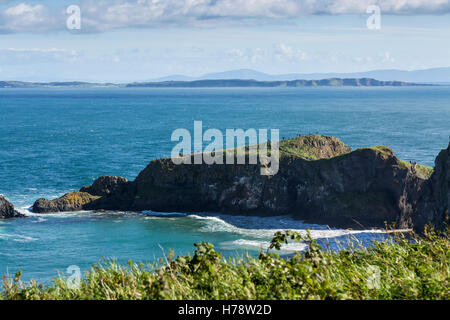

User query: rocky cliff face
[131,144,430,228]
[31,135,448,231]
[80,176,129,196]
[413,143,449,232]
[0,195,24,219]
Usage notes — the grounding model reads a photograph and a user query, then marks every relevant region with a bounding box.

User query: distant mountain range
[0,78,428,88]
[126,78,423,88]
[150,67,450,84]
[2,67,449,85]
[0,78,430,88]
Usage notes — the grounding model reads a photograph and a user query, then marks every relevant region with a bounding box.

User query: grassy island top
[175,135,434,180]
[279,134,352,160]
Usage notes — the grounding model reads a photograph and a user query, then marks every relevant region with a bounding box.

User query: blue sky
[0,0,450,82]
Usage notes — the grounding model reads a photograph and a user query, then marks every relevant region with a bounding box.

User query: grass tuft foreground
[2,228,449,300]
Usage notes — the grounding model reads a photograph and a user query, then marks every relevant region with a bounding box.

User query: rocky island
[30,135,449,231]
[0,195,23,219]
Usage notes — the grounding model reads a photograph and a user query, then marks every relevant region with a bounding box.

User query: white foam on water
[9,203,388,252]
[24,209,135,220]
[187,214,384,240]
[17,205,100,221]
[31,217,47,223]
[0,233,38,242]
[219,239,308,253]
[16,205,33,216]
[25,210,93,218]
[185,214,391,253]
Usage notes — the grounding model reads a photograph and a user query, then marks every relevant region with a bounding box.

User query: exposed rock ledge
[32,135,449,231]
[0,195,24,219]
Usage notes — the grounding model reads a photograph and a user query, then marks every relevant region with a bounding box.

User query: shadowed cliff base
[31,135,448,232]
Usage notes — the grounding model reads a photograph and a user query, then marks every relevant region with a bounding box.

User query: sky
[0,0,450,82]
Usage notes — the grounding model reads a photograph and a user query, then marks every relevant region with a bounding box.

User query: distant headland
[0,78,434,89]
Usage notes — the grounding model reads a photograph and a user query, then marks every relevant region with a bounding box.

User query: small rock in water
[0,195,25,219]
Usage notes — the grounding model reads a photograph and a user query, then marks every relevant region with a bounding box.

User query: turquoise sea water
[0,87,449,282]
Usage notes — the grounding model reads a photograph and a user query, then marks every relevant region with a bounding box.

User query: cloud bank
[0,0,449,33]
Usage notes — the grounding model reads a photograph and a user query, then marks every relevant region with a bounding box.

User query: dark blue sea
[0,87,449,282]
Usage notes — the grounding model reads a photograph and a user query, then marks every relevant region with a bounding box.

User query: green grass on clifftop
[2,228,448,300]
[279,135,351,160]
[172,136,434,181]
[398,161,435,180]
[366,145,395,157]
[358,146,434,179]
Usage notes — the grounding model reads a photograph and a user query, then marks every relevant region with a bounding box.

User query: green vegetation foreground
[2,228,449,300]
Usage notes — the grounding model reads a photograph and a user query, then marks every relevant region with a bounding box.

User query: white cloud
[80,0,450,30]
[226,47,270,64]
[227,48,247,59]
[2,48,77,53]
[225,45,401,68]
[0,0,450,33]
[274,43,308,61]
[226,44,309,64]
[381,51,395,63]
[0,47,80,64]
[0,3,61,33]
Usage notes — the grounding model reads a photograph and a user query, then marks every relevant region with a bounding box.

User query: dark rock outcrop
[31,135,446,230]
[33,191,101,213]
[33,176,134,213]
[80,176,129,196]
[0,195,24,219]
[413,143,449,232]
[130,144,429,229]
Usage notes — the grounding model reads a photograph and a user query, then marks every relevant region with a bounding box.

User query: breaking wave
[219,239,309,253]
[186,214,387,253]
[0,233,38,242]
[187,214,383,239]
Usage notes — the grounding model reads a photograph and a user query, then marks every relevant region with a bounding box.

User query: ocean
[0,86,449,282]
